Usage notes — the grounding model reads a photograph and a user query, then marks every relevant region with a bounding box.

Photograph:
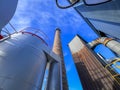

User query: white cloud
[9,0,82,33]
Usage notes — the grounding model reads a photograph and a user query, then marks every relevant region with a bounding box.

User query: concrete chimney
[52,28,63,58]
[52,28,68,90]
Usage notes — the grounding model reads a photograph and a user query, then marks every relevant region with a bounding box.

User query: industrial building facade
[69,35,120,90]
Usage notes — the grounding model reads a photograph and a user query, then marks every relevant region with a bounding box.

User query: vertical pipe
[47,62,60,90]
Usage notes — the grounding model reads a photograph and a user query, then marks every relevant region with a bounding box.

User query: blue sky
[7,0,118,90]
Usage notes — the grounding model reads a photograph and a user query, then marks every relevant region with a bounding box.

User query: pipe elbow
[88,37,113,48]
[98,37,113,45]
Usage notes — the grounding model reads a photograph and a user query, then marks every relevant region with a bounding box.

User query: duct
[106,40,120,55]
[88,37,113,48]
[55,0,80,9]
[88,37,120,56]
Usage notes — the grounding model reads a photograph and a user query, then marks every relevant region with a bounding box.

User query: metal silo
[0,28,48,90]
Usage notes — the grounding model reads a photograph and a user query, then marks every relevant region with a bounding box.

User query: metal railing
[20,27,50,45]
[0,22,18,42]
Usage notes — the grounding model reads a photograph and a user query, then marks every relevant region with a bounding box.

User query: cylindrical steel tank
[0,28,47,90]
[47,62,60,90]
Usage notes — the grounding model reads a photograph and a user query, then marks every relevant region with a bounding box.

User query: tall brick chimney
[52,28,68,90]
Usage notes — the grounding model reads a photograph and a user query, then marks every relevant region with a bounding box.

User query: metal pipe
[0,36,10,42]
[106,40,120,55]
[88,37,120,55]
[41,61,51,90]
[55,0,80,9]
[9,22,17,33]
[47,62,60,90]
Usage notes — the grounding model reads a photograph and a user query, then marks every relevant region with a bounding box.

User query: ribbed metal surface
[106,40,120,55]
[69,36,120,90]
[0,32,47,90]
